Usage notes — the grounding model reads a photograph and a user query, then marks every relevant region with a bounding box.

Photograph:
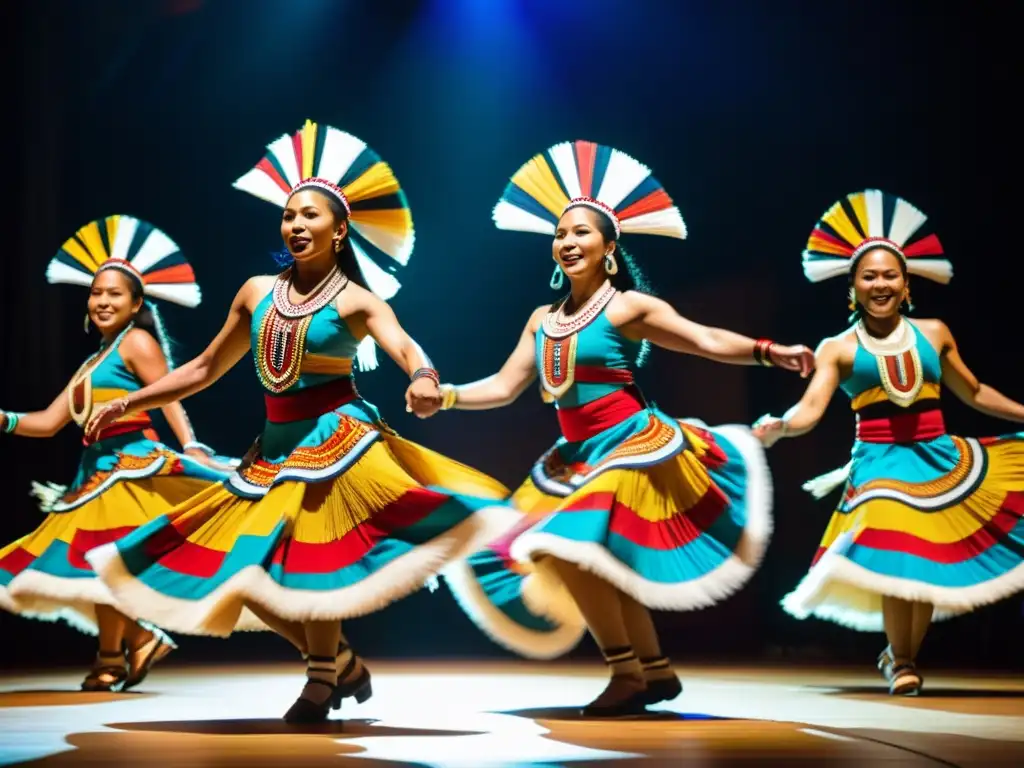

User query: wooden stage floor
[2,661,1023,766]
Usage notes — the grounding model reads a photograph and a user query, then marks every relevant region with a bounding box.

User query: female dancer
[0,216,234,691]
[753,189,1024,695]
[84,121,515,723]
[436,140,814,716]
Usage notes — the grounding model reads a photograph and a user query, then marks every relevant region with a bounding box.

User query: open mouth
[290,236,311,251]
[869,294,894,306]
[560,253,583,267]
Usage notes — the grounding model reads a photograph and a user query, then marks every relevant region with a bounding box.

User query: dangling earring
[847,287,856,311]
[333,239,342,253]
[83,313,90,333]
[903,288,914,313]
[550,264,564,290]
[604,252,619,276]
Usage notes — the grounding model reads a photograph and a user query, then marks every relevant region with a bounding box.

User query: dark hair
[92,268,177,367]
[274,188,371,291]
[570,206,655,366]
[846,244,910,323]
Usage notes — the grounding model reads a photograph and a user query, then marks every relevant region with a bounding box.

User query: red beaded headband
[563,196,621,238]
[291,177,352,217]
[849,237,907,266]
[96,258,144,279]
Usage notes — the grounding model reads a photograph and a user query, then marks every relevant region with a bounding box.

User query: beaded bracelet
[2,412,22,434]
[753,339,776,367]
[411,367,440,386]
[439,384,458,411]
[183,441,215,455]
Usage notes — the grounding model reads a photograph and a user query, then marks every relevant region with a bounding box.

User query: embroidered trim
[235,415,377,489]
[55,449,182,509]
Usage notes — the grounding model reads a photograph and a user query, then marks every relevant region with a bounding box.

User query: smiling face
[552,206,615,282]
[280,188,348,263]
[88,269,142,334]
[852,248,908,319]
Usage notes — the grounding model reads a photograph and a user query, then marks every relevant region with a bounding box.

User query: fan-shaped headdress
[233,119,416,370]
[803,189,951,284]
[492,139,687,242]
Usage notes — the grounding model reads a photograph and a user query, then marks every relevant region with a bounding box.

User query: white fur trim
[510,423,774,611]
[86,505,520,637]
[781,539,1024,631]
[441,559,586,659]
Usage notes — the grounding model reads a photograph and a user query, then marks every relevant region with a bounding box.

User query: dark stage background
[2,0,1019,670]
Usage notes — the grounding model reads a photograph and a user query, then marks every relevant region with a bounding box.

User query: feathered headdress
[46,215,199,367]
[47,215,200,307]
[492,139,686,240]
[233,119,415,371]
[803,189,951,284]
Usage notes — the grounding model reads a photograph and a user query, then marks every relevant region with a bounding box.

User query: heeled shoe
[283,679,340,723]
[337,654,373,704]
[641,675,683,705]
[889,662,923,696]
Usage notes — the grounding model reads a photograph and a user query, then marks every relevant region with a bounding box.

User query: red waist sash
[265,378,358,424]
[85,414,154,445]
[856,408,946,443]
[557,387,645,442]
[573,366,635,385]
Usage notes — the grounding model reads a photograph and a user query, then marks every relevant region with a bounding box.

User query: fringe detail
[29,481,68,513]
[509,423,773,612]
[802,461,853,500]
[86,505,519,637]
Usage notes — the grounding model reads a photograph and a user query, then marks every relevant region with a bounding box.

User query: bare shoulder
[816,327,857,361]
[238,275,277,311]
[121,327,163,358]
[607,289,664,325]
[526,304,550,333]
[909,317,948,335]
[336,281,382,314]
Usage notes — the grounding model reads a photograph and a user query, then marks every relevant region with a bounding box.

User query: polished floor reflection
[2,661,1023,766]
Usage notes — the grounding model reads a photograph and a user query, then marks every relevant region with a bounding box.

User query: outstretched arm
[619,293,814,376]
[0,387,73,439]
[934,320,1024,423]
[441,306,545,411]
[752,340,843,446]
[85,279,259,439]
[119,329,210,455]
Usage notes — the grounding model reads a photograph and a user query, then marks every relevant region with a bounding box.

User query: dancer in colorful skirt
[0,216,235,691]
[84,121,515,723]
[753,189,1024,695]
[435,140,815,716]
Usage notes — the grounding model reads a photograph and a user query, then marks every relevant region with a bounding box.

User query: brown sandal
[82,651,128,692]
[123,628,177,691]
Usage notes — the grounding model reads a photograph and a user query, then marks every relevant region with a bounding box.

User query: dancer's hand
[752,414,787,447]
[767,344,815,378]
[405,378,442,419]
[85,399,129,441]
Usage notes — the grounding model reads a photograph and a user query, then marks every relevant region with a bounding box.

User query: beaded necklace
[256,266,349,393]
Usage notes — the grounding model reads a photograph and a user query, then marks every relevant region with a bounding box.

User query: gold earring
[847,287,856,311]
[333,240,341,253]
[604,252,619,275]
